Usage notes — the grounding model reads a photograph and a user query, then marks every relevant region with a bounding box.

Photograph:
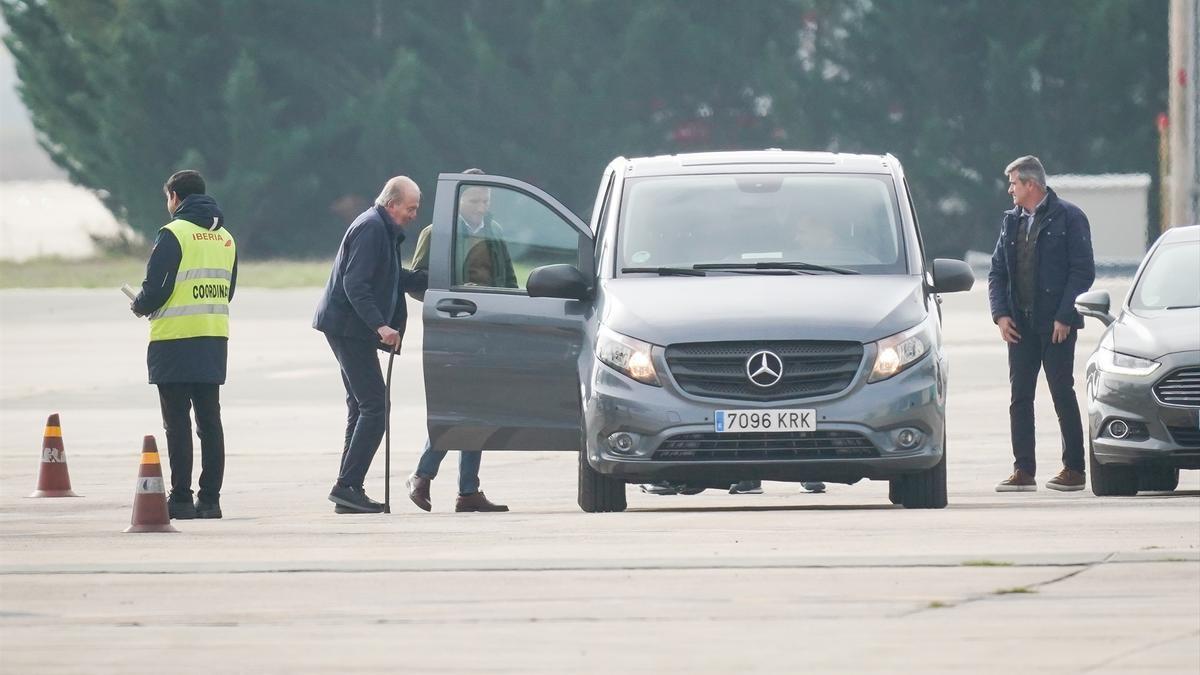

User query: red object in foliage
[672,119,711,144]
[1157,112,1169,133]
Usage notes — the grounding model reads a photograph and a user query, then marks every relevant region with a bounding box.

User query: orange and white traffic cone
[123,435,178,533]
[29,413,79,498]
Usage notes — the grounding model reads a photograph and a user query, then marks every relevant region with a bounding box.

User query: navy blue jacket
[133,194,238,385]
[988,188,1095,332]
[313,205,428,343]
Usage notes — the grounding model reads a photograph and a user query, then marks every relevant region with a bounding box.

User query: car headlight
[1095,346,1160,376]
[869,317,934,383]
[596,326,660,386]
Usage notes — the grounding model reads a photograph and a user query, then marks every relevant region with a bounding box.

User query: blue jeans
[1007,313,1084,475]
[415,439,481,495]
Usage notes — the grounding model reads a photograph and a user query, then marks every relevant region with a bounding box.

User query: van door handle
[435,298,477,317]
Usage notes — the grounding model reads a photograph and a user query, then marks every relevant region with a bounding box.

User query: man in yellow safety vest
[131,170,237,520]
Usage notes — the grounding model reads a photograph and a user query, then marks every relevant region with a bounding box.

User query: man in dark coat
[988,156,1095,493]
[131,170,237,520]
[313,176,427,513]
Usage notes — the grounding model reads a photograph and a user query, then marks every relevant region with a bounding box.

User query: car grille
[1167,426,1200,448]
[653,430,879,461]
[1154,367,1200,407]
[664,340,864,402]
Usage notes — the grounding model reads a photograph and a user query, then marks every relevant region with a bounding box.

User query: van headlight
[869,317,934,383]
[596,326,660,386]
[1095,347,1160,376]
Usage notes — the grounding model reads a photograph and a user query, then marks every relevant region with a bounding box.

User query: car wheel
[888,479,902,505]
[898,438,947,509]
[1136,465,1180,493]
[577,446,627,513]
[1088,440,1138,496]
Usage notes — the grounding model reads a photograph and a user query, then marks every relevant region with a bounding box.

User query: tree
[2,0,1168,258]
[824,0,1169,256]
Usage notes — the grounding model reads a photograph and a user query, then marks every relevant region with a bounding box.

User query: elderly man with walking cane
[313,176,427,513]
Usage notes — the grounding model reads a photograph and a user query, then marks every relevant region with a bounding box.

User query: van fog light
[895,428,923,449]
[607,432,639,455]
[1107,419,1129,440]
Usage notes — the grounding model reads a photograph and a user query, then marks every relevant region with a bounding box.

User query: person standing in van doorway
[988,156,1095,493]
[405,169,512,513]
[130,170,237,520]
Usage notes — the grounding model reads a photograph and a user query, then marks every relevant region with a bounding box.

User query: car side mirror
[1075,290,1114,326]
[527,264,591,301]
[930,258,974,293]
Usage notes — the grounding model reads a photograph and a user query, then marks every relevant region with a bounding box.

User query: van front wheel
[578,448,627,513]
[898,440,948,509]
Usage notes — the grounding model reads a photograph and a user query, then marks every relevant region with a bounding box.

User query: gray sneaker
[729,480,763,495]
[801,482,826,493]
[640,482,678,495]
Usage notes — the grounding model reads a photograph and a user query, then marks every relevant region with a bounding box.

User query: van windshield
[617,173,907,275]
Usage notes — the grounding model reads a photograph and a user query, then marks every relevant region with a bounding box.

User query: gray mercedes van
[420,151,974,512]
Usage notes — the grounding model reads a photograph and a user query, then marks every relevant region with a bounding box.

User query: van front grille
[664,340,863,402]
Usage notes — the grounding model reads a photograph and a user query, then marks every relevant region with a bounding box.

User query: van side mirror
[1075,290,1115,326]
[527,264,591,301]
[930,258,974,293]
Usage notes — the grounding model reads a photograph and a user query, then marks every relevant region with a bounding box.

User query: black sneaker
[168,497,196,520]
[195,498,222,519]
[328,484,384,513]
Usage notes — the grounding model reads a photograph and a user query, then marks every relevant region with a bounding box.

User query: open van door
[421,173,593,452]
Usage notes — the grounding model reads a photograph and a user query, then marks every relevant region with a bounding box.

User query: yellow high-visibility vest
[149,220,236,342]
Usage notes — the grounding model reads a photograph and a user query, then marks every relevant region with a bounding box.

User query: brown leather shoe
[406,475,432,512]
[455,491,509,512]
[1045,467,1086,492]
[996,469,1037,492]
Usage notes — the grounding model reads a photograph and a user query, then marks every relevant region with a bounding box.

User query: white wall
[1048,174,1150,261]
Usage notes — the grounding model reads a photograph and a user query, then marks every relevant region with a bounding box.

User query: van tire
[578,449,627,513]
[1136,465,1179,493]
[888,480,903,505]
[1089,441,1138,496]
[899,440,947,509]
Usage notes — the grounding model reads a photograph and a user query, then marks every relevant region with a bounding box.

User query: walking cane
[383,340,398,514]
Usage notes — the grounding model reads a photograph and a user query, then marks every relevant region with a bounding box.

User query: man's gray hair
[1005,156,1047,188]
[375,176,419,207]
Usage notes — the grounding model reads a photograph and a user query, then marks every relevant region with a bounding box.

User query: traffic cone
[123,435,178,533]
[29,413,79,497]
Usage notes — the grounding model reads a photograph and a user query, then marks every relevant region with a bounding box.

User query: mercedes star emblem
[746,350,784,388]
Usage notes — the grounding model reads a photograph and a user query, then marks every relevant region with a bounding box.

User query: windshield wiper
[621,266,707,277]
[692,261,860,275]
[1165,304,1200,310]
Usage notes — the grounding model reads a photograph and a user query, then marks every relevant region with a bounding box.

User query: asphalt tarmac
[1,281,1197,674]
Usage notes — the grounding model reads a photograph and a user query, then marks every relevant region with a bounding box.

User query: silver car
[419,151,974,512]
[1075,225,1200,495]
